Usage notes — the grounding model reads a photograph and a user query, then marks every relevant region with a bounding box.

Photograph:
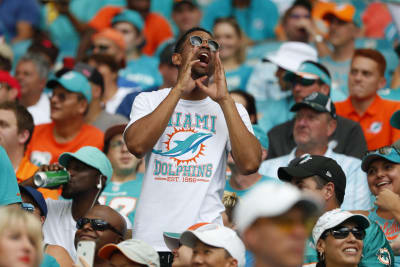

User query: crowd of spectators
[2,0,400,267]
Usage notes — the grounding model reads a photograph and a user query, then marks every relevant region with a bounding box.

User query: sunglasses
[21,203,35,213]
[323,227,366,240]
[292,76,318,86]
[364,144,400,158]
[189,36,220,52]
[76,218,123,236]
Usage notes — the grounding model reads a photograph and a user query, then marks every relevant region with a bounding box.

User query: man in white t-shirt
[40,146,113,261]
[124,27,261,265]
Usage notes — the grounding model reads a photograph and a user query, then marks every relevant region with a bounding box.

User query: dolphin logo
[153,132,212,157]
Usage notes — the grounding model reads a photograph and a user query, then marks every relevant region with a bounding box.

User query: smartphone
[76,241,95,267]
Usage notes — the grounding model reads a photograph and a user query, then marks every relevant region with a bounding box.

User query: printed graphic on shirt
[376,219,400,241]
[369,121,383,134]
[30,151,52,166]
[377,247,392,266]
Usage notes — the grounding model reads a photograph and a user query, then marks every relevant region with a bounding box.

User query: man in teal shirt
[0,145,21,206]
[278,154,394,267]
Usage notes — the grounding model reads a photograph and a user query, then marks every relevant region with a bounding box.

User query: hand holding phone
[76,241,95,267]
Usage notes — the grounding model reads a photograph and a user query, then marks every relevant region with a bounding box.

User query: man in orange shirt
[25,70,104,166]
[0,102,58,199]
[335,48,400,150]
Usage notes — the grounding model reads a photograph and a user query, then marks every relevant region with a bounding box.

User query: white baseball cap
[312,209,370,244]
[163,222,210,251]
[234,182,322,234]
[180,223,246,267]
[263,42,318,72]
[98,239,160,267]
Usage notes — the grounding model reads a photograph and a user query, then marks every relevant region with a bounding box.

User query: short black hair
[230,90,257,124]
[174,27,213,53]
[311,175,344,206]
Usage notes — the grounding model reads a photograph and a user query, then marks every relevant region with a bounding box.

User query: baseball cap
[173,0,198,11]
[252,124,268,149]
[18,185,48,217]
[98,239,160,267]
[361,145,400,172]
[322,3,362,28]
[163,222,210,251]
[92,28,126,51]
[262,42,318,72]
[180,223,246,267]
[47,70,92,103]
[58,146,113,180]
[0,71,21,98]
[284,61,331,88]
[74,62,104,92]
[290,92,336,119]
[390,110,400,129]
[234,182,322,234]
[312,209,370,244]
[112,9,144,32]
[278,154,346,203]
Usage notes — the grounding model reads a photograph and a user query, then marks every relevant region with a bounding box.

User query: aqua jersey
[224,176,280,198]
[369,207,400,266]
[304,216,394,266]
[40,254,60,267]
[201,0,279,42]
[99,173,144,226]
[0,146,21,206]
[226,64,254,91]
[119,56,162,90]
[320,56,351,98]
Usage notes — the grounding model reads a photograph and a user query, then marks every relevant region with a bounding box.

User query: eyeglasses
[189,36,220,52]
[76,218,123,236]
[92,44,110,53]
[292,76,318,86]
[323,227,366,240]
[21,203,35,213]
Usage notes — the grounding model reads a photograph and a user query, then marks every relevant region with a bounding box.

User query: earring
[319,250,325,261]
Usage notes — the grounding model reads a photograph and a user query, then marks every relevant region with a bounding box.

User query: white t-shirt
[27,93,51,125]
[43,199,76,260]
[127,88,253,251]
[105,87,135,114]
[43,199,132,261]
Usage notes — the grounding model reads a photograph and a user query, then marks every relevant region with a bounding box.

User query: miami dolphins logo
[152,128,212,165]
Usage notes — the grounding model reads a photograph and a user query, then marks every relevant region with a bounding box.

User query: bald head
[74,205,127,257]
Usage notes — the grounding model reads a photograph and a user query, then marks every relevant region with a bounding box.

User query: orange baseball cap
[92,28,126,51]
[321,3,362,27]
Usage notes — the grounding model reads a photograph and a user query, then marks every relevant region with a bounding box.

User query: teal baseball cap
[291,92,336,119]
[47,71,92,103]
[112,10,144,32]
[252,124,268,149]
[284,61,331,88]
[58,146,113,181]
[361,145,400,172]
[390,110,400,129]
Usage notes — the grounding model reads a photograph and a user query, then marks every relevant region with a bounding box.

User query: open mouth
[343,247,358,255]
[198,52,210,64]
[376,181,391,188]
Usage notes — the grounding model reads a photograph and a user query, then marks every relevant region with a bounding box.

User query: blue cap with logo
[112,10,144,32]
[58,146,113,181]
[361,146,400,172]
[252,124,268,149]
[18,185,48,217]
[284,61,331,88]
[47,71,92,103]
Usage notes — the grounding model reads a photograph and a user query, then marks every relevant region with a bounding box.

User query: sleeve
[126,92,154,129]
[0,146,21,206]
[16,0,40,26]
[359,222,394,267]
[226,103,254,152]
